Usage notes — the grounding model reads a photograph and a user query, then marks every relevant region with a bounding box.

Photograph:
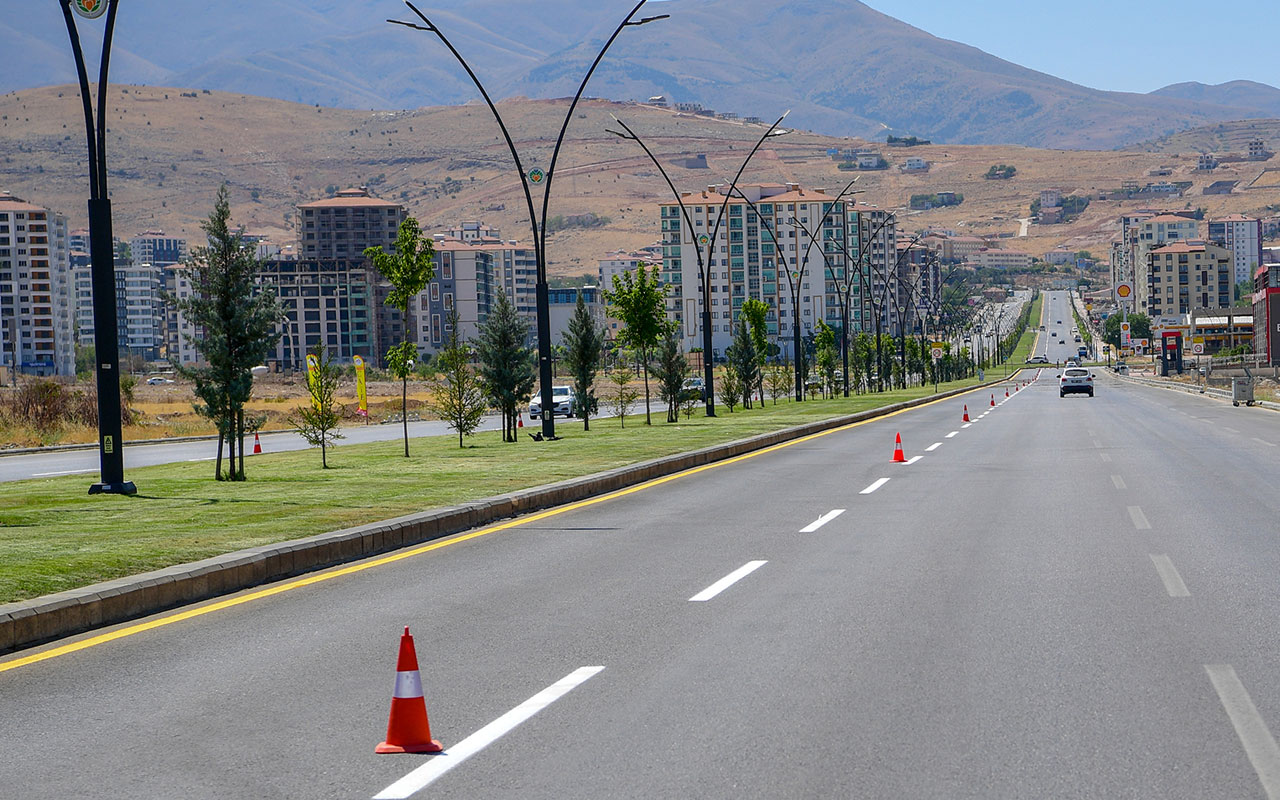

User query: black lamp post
[390,0,665,440]
[60,0,135,496]
[604,113,789,416]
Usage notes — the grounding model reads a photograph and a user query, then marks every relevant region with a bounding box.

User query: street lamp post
[60,0,135,496]
[605,113,789,417]
[390,0,665,439]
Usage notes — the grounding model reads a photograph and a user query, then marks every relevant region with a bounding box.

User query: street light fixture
[605,113,790,415]
[59,0,135,496]
[390,0,662,439]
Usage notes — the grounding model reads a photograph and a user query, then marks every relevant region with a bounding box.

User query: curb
[0,428,294,457]
[1114,371,1280,411]
[0,377,1018,656]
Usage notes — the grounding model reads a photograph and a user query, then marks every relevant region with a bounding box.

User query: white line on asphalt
[962,423,972,428]
[860,478,890,495]
[32,469,96,477]
[1254,438,1277,448]
[946,431,959,438]
[187,456,217,462]
[689,560,768,602]
[373,666,605,799]
[1100,453,1113,463]
[926,442,942,452]
[1149,554,1190,597]
[1111,475,1127,490]
[800,509,846,533]
[904,455,923,465]
[1225,426,1240,433]
[1206,664,1280,800]
[1128,506,1152,530]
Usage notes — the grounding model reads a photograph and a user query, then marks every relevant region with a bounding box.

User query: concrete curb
[0,428,295,457]
[1114,371,1280,411]
[0,377,1016,655]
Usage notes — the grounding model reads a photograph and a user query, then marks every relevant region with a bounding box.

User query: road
[1029,289,1092,364]
[6,365,1280,798]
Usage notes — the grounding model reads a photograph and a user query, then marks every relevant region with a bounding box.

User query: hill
[1127,119,1280,156]
[9,0,1280,150]
[3,85,1280,277]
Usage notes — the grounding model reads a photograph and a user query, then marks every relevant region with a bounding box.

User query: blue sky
[863,0,1278,93]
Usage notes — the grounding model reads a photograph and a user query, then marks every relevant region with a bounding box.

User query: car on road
[1025,355,1050,364]
[680,377,706,403]
[145,376,175,385]
[1060,367,1094,397]
[1074,335,1082,342]
[529,385,575,420]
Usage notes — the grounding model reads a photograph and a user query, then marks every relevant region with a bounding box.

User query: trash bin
[1232,377,1255,407]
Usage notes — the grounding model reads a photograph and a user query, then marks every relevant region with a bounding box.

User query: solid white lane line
[1111,475,1127,490]
[1149,554,1190,597]
[1100,453,1113,463]
[1206,664,1280,800]
[860,478,890,495]
[32,469,96,477]
[373,666,605,799]
[904,455,923,465]
[946,431,959,438]
[689,560,768,602]
[1254,438,1277,448]
[187,456,217,462]
[799,509,845,533]
[1128,506,1152,530]
[926,442,942,452]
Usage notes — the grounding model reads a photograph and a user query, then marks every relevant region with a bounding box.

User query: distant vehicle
[1026,355,1050,364]
[1039,325,1046,331]
[145,376,174,385]
[1074,335,1082,343]
[1077,346,1088,359]
[1060,367,1094,397]
[529,385,575,420]
[1114,361,1129,375]
[1051,331,1058,337]
[680,377,706,403]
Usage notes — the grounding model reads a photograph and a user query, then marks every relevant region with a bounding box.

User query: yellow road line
[1,385,992,674]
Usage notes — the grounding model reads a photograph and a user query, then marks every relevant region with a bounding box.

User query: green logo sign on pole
[528,168,545,184]
[72,0,108,19]
[698,234,710,247]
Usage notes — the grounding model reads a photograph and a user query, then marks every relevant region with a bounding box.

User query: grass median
[0,375,1007,603]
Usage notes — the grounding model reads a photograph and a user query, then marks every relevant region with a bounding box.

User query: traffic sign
[527,168,545,184]
[930,342,945,360]
[1192,336,1205,355]
[72,0,107,18]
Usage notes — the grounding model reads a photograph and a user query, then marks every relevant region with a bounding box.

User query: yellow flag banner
[306,354,320,410]
[354,355,368,417]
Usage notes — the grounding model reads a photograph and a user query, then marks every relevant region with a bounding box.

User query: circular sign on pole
[72,0,108,18]
[930,345,944,360]
[1114,282,1133,303]
[697,234,710,247]
[527,168,545,184]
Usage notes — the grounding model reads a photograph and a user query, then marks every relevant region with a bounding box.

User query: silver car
[1060,367,1094,398]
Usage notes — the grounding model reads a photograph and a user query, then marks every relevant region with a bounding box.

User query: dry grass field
[3,85,1280,276]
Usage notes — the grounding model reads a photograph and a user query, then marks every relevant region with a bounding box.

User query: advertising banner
[354,355,368,417]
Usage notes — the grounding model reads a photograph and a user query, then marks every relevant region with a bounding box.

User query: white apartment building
[0,193,74,377]
[969,249,1035,270]
[1128,214,1200,312]
[1208,215,1262,285]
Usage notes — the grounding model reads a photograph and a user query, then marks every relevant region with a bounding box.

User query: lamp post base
[89,481,137,496]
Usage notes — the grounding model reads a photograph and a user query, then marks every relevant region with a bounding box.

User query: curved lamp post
[604,112,789,416]
[60,0,135,496]
[389,0,666,439]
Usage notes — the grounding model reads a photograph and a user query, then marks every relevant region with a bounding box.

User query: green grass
[0,375,1005,604]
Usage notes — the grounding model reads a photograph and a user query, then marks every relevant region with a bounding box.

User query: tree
[475,289,536,442]
[604,264,671,425]
[1102,312,1152,349]
[607,364,640,428]
[651,331,689,423]
[741,298,770,406]
[430,308,487,447]
[727,319,759,409]
[720,364,741,412]
[364,217,436,457]
[562,290,604,431]
[292,343,344,468]
[766,361,793,404]
[170,185,282,481]
[814,321,839,397]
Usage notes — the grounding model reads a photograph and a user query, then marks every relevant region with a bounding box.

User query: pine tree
[561,290,603,431]
[430,308,488,447]
[651,331,689,423]
[475,289,536,442]
[727,319,759,409]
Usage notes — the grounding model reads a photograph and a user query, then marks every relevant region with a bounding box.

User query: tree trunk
[227,418,237,481]
[237,408,245,479]
[215,430,225,481]
[321,439,327,469]
[401,375,409,457]
[642,349,651,425]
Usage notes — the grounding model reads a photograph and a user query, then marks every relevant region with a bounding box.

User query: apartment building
[1208,214,1262,285]
[1145,241,1232,317]
[1253,263,1280,365]
[410,239,496,356]
[969,249,1035,270]
[1129,214,1200,312]
[598,251,650,338]
[0,193,74,377]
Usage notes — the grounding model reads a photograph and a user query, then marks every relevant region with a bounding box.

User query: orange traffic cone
[990,394,996,407]
[1005,388,1009,398]
[376,627,444,754]
[253,433,262,455]
[517,413,524,429]
[892,432,906,463]
[963,404,970,422]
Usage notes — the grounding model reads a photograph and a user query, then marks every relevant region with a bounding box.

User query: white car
[1060,367,1094,398]
[530,386,575,420]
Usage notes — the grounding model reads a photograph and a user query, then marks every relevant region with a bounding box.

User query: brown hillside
[3,85,1280,275]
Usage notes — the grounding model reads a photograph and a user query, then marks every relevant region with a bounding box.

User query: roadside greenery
[430,309,487,447]
[562,290,603,431]
[292,343,344,468]
[475,290,536,442]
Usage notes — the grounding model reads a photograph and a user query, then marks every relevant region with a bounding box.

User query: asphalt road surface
[1030,289,1092,364]
[6,366,1280,798]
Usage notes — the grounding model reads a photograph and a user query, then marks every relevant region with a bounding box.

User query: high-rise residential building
[128,231,187,267]
[598,251,650,338]
[1129,214,1200,313]
[261,258,377,370]
[1208,214,1262,286]
[1145,241,1232,316]
[659,183,899,360]
[0,192,74,377]
[411,239,497,356]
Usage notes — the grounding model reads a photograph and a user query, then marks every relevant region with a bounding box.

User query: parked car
[145,376,174,385]
[680,377,706,403]
[1060,367,1095,397]
[1026,355,1050,364]
[529,385,575,420]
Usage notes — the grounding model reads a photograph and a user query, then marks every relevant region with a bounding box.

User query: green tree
[766,360,793,404]
[430,308,488,447]
[292,343,344,468]
[651,331,690,423]
[741,298,770,406]
[561,290,604,431]
[814,321,839,397]
[719,364,741,412]
[1102,312,1152,349]
[607,363,640,428]
[475,289,536,442]
[727,319,759,409]
[170,185,283,481]
[364,217,435,457]
[603,263,672,425]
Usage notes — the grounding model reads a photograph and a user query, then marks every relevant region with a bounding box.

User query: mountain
[8,0,1280,149]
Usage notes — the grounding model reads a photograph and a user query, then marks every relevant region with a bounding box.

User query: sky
[862,0,1279,94]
